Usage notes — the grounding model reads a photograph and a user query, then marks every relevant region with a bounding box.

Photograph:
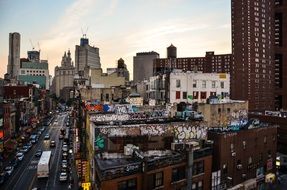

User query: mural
[93,122,207,149]
[90,114,130,122]
[174,124,207,140]
[90,110,168,123]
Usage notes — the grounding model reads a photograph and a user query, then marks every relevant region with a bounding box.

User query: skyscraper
[75,36,101,75]
[7,32,21,79]
[133,51,159,82]
[274,0,287,110]
[231,0,274,111]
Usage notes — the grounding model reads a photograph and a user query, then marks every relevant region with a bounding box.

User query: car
[9,159,18,168]
[0,174,4,185]
[62,145,68,152]
[55,119,58,122]
[59,134,64,140]
[16,152,24,161]
[40,127,45,132]
[4,166,14,176]
[50,140,56,148]
[62,152,68,159]
[20,147,29,153]
[44,134,50,140]
[25,142,32,149]
[35,150,42,157]
[0,172,7,184]
[59,172,67,181]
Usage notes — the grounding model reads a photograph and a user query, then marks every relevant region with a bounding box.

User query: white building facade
[169,70,230,104]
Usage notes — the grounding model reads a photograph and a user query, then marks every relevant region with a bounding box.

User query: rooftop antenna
[81,26,89,38]
[29,39,35,50]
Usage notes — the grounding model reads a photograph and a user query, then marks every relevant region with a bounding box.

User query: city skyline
[0,0,231,78]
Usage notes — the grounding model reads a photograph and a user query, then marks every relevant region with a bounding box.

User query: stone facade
[198,100,248,128]
[90,68,125,88]
[133,51,159,82]
[54,50,75,97]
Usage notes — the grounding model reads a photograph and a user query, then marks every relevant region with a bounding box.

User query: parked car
[25,142,32,149]
[50,140,56,148]
[59,172,67,181]
[20,147,29,153]
[0,172,7,184]
[9,159,18,168]
[0,174,4,185]
[35,150,42,157]
[40,127,45,132]
[16,152,24,161]
[59,134,64,140]
[4,166,14,176]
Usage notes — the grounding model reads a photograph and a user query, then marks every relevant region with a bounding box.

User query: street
[1,113,76,190]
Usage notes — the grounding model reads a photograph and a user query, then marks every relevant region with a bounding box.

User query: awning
[227,184,244,190]
[243,178,257,189]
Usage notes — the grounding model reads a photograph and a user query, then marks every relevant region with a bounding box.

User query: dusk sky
[0,0,231,79]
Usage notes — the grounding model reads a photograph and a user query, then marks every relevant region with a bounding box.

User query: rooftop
[95,139,213,181]
[208,119,277,134]
[95,150,185,181]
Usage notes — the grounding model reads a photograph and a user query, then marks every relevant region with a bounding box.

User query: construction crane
[29,39,35,50]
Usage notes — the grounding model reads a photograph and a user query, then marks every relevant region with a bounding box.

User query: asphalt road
[1,113,73,190]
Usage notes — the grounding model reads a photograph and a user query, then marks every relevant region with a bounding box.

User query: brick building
[231,0,275,111]
[198,100,248,128]
[274,0,287,110]
[153,50,231,75]
[85,108,212,190]
[4,85,33,100]
[208,123,277,189]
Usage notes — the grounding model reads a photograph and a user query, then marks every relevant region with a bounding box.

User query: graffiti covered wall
[92,122,208,150]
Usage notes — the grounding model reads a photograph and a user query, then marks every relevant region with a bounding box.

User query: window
[192,181,203,190]
[202,80,206,88]
[200,92,207,99]
[105,94,109,101]
[176,91,181,99]
[21,70,25,74]
[183,92,187,99]
[193,91,199,99]
[243,141,246,149]
[193,80,197,88]
[212,81,216,88]
[220,82,224,88]
[118,178,137,190]
[154,172,163,187]
[193,161,204,175]
[172,166,186,182]
[176,79,181,88]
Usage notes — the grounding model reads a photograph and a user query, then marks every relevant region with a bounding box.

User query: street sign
[82,182,91,190]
